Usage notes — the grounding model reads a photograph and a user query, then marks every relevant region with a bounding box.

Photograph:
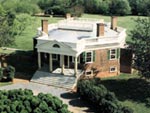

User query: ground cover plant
[0,89,71,113]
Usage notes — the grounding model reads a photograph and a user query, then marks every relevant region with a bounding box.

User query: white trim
[85,51,93,63]
[110,49,117,60]
[85,70,93,76]
[110,66,117,72]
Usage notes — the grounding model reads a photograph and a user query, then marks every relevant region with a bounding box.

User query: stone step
[31,70,76,89]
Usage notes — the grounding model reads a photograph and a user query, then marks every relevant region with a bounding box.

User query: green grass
[0,82,12,86]
[9,15,63,50]
[82,14,147,42]
[8,13,147,50]
[101,73,150,113]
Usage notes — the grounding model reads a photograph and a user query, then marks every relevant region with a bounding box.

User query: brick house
[34,15,127,78]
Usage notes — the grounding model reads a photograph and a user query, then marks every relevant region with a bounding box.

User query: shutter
[93,51,95,62]
[82,52,86,62]
[107,50,110,60]
[117,48,120,59]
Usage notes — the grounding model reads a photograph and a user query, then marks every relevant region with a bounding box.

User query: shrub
[77,78,133,113]
[0,89,71,113]
[146,98,150,107]
[4,65,15,81]
[0,68,3,81]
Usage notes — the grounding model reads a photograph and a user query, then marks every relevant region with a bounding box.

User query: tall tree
[110,0,131,16]
[129,18,150,78]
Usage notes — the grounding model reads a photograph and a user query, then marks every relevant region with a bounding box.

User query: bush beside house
[77,78,133,113]
[0,65,15,82]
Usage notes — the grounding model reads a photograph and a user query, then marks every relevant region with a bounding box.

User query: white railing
[58,20,93,31]
[84,36,119,45]
[75,18,104,23]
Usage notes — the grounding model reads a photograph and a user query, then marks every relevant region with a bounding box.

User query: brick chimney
[97,23,104,37]
[111,16,117,31]
[41,19,48,34]
[66,13,71,19]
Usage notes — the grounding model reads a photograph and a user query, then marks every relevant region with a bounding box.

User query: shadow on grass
[101,78,150,103]
[61,92,98,113]
[5,50,38,80]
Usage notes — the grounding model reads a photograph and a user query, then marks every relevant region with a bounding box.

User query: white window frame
[85,70,93,76]
[110,49,117,60]
[110,66,117,72]
[52,54,58,60]
[85,51,93,63]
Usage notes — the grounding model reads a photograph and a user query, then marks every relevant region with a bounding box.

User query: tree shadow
[5,50,37,80]
[101,78,150,103]
[61,92,98,113]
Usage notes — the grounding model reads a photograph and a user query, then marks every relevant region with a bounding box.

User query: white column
[61,55,65,75]
[74,56,78,77]
[49,54,53,72]
[67,56,70,68]
[38,52,41,69]
[59,55,62,67]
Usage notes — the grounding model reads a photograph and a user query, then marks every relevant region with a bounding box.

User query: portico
[36,39,81,77]
[37,52,79,77]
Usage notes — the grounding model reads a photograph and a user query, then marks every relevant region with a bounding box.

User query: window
[85,51,93,63]
[52,54,58,60]
[110,66,117,72]
[53,44,60,48]
[85,70,93,76]
[110,49,117,60]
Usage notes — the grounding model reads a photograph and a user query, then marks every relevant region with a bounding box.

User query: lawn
[8,14,147,50]
[0,82,12,86]
[101,73,150,113]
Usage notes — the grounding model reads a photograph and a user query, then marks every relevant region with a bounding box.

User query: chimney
[66,13,71,19]
[41,19,48,34]
[111,16,117,31]
[97,23,104,37]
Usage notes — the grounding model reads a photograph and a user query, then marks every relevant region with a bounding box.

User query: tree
[129,18,150,78]
[110,0,131,16]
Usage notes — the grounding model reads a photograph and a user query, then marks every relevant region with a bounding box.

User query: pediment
[36,40,77,56]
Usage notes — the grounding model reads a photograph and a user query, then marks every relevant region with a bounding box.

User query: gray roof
[48,23,119,43]
[48,29,92,43]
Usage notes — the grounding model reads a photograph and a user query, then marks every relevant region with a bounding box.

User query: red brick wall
[85,49,120,78]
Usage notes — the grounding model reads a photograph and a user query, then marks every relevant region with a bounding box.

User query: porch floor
[30,68,82,89]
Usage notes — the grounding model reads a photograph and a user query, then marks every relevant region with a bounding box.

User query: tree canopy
[129,17,150,78]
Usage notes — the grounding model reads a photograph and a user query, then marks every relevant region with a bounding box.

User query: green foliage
[129,18,150,79]
[128,0,150,16]
[0,68,3,81]
[1,0,41,15]
[110,0,131,16]
[77,78,133,113]
[0,66,15,81]
[0,89,71,113]
[4,65,15,81]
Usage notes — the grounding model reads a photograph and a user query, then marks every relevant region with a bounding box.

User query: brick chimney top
[97,23,104,37]
[41,19,48,34]
[111,16,117,31]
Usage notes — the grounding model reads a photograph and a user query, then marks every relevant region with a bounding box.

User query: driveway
[0,82,96,113]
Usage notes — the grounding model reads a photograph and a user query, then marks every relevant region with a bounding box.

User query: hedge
[0,89,71,113]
